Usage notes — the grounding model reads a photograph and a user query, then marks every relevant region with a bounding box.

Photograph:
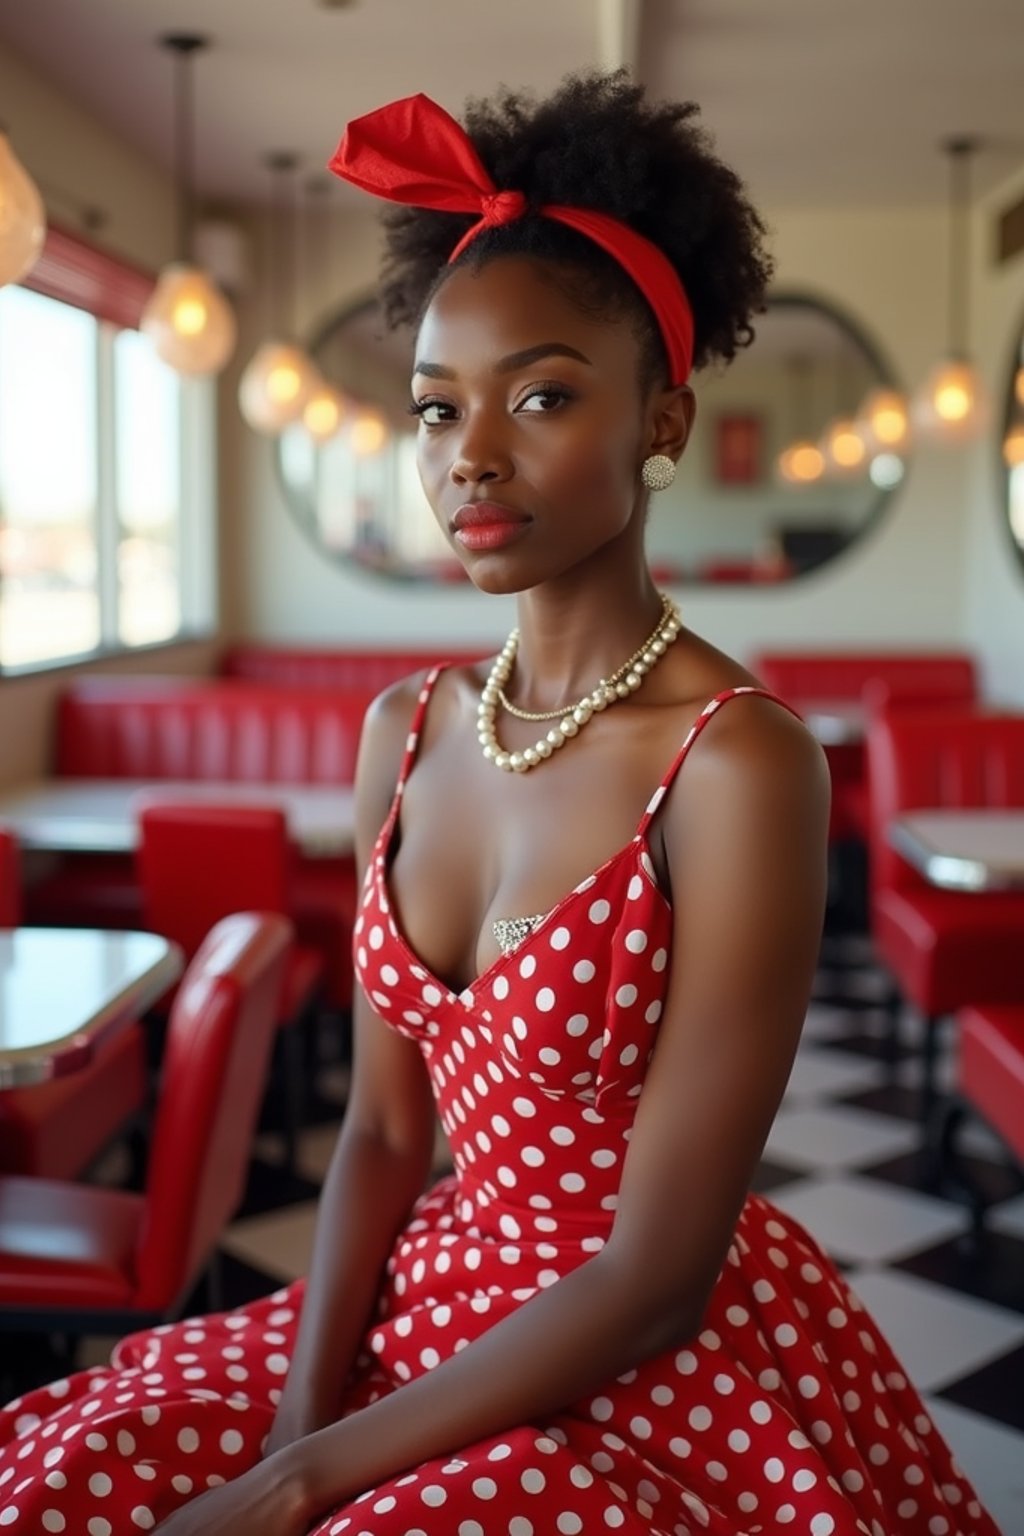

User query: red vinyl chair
[137,803,326,1171]
[866,706,1024,1112]
[0,829,150,1182]
[927,1004,1024,1235]
[0,913,291,1336]
[0,827,21,927]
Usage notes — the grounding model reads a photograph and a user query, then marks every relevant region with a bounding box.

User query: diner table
[888,810,1024,893]
[801,703,866,746]
[0,779,356,860]
[0,927,183,1087]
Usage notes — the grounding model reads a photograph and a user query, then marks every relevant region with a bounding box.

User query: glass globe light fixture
[0,129,46,286]
[821,417,869,478]
[1003,422,1024,469]
[350,406,389,457]
[302,379,347,443]
[857,387,911,453]
[140,37,236,377]
[239,341,318,435]
[777,440,825,486]
[141,261,236,375]
[916,357,988,442]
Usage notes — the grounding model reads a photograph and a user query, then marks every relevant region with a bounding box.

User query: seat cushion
[0,1023,147,1180]
[874,886,1024,1015]
[0,1177,142,1309]
[958,1005,1024,1164]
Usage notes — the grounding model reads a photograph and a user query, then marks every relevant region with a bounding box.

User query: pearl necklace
[477,595,681,773]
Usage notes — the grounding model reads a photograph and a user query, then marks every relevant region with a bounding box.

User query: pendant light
[776,354,825,486]
[0,124,46,287]
[820,337,869,479]
[239,152,319,435]
[139,36,236,376]
[1002,342,1024,468]
[299,178,347,444]
[915,137,987,442]
[857,387,911,454]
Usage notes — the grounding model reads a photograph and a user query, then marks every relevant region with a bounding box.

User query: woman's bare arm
[265,678,439,1453]
[275,698,831,1517]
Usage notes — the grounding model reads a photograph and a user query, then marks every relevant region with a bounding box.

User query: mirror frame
[275,285,907,588]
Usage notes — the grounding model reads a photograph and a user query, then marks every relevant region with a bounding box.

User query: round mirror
[277,290,906,584]
[1003,316,1024,567]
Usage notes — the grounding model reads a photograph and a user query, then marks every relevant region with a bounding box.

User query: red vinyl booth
[219,644,486,692]
[27,679,377,1008]
[866,706,1024,1106]
[752,652,977,843]
[0,913,291,1331]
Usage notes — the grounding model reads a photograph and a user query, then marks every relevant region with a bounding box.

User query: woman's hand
[153,1451,311,1536]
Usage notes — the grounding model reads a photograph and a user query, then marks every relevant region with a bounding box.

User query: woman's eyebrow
[411,343,593,380]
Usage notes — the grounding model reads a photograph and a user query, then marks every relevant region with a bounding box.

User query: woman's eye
[407,398,456,426]
[517,386,571,414]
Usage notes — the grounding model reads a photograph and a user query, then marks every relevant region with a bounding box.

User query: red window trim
[21,220,156,330]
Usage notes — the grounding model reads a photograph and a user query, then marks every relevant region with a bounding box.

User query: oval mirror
[1003,318,1024,567]
[277,290,906,584]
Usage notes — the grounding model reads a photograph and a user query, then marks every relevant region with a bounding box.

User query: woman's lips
[451,502,531,551]
[454,521,530,550]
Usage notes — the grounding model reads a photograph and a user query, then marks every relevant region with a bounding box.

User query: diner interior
[0,1,1023,1527]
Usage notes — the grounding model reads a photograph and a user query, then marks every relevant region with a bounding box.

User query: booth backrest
[865,707,1024,894]
[752,651,978,707]
[220,645,488,693]
[56,680,379,784]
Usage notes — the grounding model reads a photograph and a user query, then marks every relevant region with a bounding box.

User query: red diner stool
[866,706,1024,1112]
[137,803,326,1170]
[0,913,291,1336]
[0,829,150,1182]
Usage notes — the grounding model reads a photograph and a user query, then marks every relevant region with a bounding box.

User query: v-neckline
[373,813,670,1007]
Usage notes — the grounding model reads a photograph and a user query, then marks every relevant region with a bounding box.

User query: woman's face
[411,255,684,594]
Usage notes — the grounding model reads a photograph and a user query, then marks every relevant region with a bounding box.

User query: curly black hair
[379,70,774,387]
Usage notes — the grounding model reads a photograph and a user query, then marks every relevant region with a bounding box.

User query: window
[0,226,216,673]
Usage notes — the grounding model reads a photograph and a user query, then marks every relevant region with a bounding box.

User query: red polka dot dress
[0,675,999,1535]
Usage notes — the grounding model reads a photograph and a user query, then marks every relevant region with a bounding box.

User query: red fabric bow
[329,93,694,385]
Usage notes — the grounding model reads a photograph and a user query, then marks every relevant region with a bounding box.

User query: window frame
[0,222,218,678]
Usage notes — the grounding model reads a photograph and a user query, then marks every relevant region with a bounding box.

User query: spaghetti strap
[392,664,448,802]
[635,684,804,838]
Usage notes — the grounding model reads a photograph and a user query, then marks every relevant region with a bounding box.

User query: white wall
[234,198,1021,693]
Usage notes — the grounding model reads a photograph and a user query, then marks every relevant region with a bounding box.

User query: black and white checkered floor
[89,936,1024,1531]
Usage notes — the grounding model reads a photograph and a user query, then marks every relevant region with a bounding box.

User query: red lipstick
[450,501,531,551]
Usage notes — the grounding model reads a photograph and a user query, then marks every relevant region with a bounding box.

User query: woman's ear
[648,384,695,462]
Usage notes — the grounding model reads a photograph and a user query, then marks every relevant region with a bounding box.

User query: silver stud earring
[641,454,676,492]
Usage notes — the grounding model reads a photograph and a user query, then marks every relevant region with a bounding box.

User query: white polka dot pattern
[0,679,995,1536]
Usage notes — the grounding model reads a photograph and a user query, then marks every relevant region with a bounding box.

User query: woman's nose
[448,416,513,487]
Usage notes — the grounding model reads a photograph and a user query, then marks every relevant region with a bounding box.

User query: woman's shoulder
[665,629,828,801]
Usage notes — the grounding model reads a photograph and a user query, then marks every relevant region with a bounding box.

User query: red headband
[328,93,694,385]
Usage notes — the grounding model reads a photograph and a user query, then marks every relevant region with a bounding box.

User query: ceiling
[1,0,1023,210]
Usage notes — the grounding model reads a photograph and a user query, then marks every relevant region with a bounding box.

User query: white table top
[0,779,356,860]
[801,702,866,747]
[889,810,1024,892]
[0,928,183,1087]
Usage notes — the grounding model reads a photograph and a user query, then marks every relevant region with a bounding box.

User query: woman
[0,73,997,1536]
